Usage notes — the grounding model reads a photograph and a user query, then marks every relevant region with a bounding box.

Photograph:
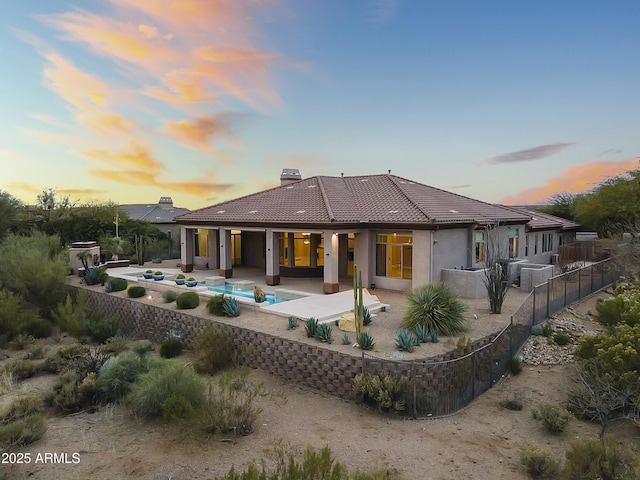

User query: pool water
[207,283,286,305]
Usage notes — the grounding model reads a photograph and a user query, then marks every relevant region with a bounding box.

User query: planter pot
[142,273,153,279]
[153,275,165,281]
[186,281,198,287]
[175,279,186,285]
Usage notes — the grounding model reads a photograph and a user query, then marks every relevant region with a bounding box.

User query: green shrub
[304,317,318,338]
[84,266,108,286]
[126,361,205,421]
[132,339,153,357]
[541,322,553,337]
[206,294,227,316]
[0,290,21,342]
[176,292,200,309]
[22,315,53,339]
[402,283,468,336]
[24,345,45,360]
[101,335,129,355]
[520,446,560,479]
[44,343,91,374]
[48,370,97,414]
[562,435,640,480]
[0,414,47,447]
[127,286,146,298]
[98,352,150,401]
[532,403,572,433]
[87,314,121,343]
[52,291,88,339]
[9,333,35,350]
[510,356,523,375]
[596,295,627,327]
[199,368,269,436]
[357,331,375,351]
[353,373,410,413]
[395,328,416,353]
[159,337,183,358]
[314,323,333,344]
[12,360,37,380]
[1,397,43,423]
[106,277,127,292]
[223,297,241,317]
[553,332,571,346]
[194,325,234,374]
[162,290,179,303]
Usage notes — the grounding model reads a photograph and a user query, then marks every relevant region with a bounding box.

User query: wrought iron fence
[360,257,620,418]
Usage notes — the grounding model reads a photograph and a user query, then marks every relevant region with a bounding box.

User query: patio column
[265,229,280,285]
[207,229,219,270]
[219,229,233,278]
[180,226,194,273]
[323,230,339,294]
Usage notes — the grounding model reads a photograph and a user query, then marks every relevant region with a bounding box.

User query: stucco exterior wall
[524,230,559,265]
[432,229,469,281]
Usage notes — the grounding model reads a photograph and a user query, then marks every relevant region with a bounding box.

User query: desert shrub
[24,345,45,360]
[206,294,227,316]
[22,315,53,339]
[0,232,69,318]
[520,446,560,479]
[132,339,153,357]
[0,290,22,343]
[11,360,37,380]
[314,323,333,344]
[501,391,524,411]
[541,322,553,337]
[531,324,544,336]
[353,373,410,413]
[52,291,88,339]
[127,286,146,298]
[532,403,572,433]
[510,356,523,375]
[162,290,179,303]
[159,337,183,358]
[596,289,640,329]
[194,325,234,374]
[200,368,269,436]
[106,277,127,292]
[553,332,571,346]
[84,266,108,286]
[402,283,468,336]
[176,291,200,310]
[223,297,241,317]
[0,414,47,447]
[395,328,416,353]
[87,313,121,343]
[212,446,394,480]
[48,370,98,414]
[1,397,43,423]
[44,343,91,373]
[562,435,640,480]
[101,335,129,355]
[357,331,375,351]
[8,333,35,350]
[126,361,205,421]
[98,352,151,401]
[304,317,318,338]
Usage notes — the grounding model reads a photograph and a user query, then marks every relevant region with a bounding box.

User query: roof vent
[280,168,302,185]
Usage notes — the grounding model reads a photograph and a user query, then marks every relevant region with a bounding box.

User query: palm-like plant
[402,283,468,336]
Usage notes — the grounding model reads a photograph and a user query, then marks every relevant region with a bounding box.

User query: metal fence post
[546,281,551,317]
[532,286,537,325]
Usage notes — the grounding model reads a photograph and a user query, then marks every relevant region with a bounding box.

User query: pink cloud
[499,159,640,205]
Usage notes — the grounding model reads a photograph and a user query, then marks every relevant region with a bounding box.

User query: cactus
[134,235,145,265]
[254,286,266,303]
[353,265,365,338]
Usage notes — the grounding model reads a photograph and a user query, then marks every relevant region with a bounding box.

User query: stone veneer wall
[73,286,509,411]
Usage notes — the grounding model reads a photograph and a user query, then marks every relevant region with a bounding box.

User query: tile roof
[176,174,532,228]
[120,202,190,224]
[504,206,581,231]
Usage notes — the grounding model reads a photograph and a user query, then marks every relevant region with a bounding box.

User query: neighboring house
[119,197,190,241]
[176,171,578,294]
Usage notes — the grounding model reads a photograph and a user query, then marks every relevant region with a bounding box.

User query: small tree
[482,224,510,314]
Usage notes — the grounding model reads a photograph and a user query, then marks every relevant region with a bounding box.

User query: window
[525,235,529,256]
[508,228,518,258]
[375,232,412,279]
[279,232,288,265]
[541,232,553,253]
[293,233,311,266]
[231,230,242,265]
[474,230,485,263]
[194,229,208,256]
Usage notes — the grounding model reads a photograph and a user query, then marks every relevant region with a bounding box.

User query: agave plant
[414,324,429,344]
[395,328,416,353]
[341,333,351,345]
[223,297,241,317]
[304,317,318,338]
[363,307,372,326]
[402,283,468,336]
[357,331,375,351]
[287,316,299,330]
[314,323,333,344]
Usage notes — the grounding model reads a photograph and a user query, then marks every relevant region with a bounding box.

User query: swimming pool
[207,283,286,305]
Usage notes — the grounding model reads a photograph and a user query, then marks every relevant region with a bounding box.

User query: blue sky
[1,0,639,209]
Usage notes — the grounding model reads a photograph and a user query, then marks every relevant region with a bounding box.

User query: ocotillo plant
[353,264,365,339]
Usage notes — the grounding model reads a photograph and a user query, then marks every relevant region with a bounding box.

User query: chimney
[280,168,302,185]
[158,197,174,210]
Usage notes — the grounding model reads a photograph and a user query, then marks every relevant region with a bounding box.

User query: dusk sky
[1,0,639,210]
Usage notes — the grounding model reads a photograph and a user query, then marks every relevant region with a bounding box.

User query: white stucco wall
[432,229,469,281]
